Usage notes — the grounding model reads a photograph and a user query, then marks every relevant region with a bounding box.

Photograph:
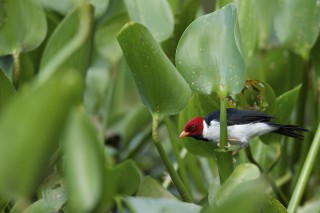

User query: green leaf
[136,176,177,200]
[35,0,109,19]
[207,164,265,213]
[95,14,129,62]
[162,0,201,62]
[251,138,281,171]
[274,84,302,123]
[95,160,142,212]
[263,194,288,213]
[117,22,191,115]
[124,0,174,42]
[209,163,260,206]
[274,0,320,59]
[62,109,104,212]
[0,0,47,55]
[235,0,257,61]
[0,69,15,111]
[25,173,67,212]
[178,94,218,157]
[176,3,246,95]
[0,70,83,197]
[125,197,201,213]
[39,3,94,78]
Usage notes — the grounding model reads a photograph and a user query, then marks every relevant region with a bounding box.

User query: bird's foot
[217,142,231,149]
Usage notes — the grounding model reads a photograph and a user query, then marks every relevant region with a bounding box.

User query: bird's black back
[204,108,273,125]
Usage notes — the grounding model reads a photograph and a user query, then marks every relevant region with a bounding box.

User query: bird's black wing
[204,108,273,125]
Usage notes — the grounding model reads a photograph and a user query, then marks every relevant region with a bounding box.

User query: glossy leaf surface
[176,3,246,95]
[0,0,47,55]
[117,22,191,115]
[124,0,174,42]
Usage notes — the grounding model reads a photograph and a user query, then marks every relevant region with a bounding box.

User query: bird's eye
[189,125,196,131]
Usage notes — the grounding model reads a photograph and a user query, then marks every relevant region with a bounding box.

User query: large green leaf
[62,109,104,212]
[94,160,142,213]
[274,0,320,59]
[136,176,177,200]
[124,0,174,42]
[35,0,109,19]
[209,163,260,206]
[0,0,47,56]
[0,70,83,197]
[117,22,191,115]
[176,3,246,95]
[95,14,129,63]
[0,69,15,111]
[125,197,201,213]
[39,3,94,79]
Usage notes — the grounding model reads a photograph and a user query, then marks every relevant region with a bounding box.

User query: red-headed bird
[180,108,309,148]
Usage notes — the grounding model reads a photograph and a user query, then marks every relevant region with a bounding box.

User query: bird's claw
[217,142,231,149]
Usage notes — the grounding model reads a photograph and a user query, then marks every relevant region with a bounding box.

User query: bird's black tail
[272,124,309,140]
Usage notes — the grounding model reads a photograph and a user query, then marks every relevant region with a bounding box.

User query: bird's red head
[180,117,204,139]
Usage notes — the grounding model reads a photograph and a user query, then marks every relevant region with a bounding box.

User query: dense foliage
[0,0,319,212]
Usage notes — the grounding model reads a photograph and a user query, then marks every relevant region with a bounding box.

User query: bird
[180,108,309,148]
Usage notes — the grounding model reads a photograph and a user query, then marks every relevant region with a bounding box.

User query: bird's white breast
[202,120,278,143]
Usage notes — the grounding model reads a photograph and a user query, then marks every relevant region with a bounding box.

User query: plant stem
[287,123,320,213]
[164,117,191,193]
[152,113,193,202]
[12,52,20,88]
[214,90,234,183]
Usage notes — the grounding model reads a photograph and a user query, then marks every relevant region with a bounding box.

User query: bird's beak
[179,131,189,138]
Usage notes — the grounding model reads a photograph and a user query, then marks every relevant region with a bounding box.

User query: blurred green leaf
[25,173,67,212]
[136,176,177,200]
[274,84,302,123]
[176,3,246,95]
[62,109,104,212]
[209,163,260,206]
[95,160,141,212]
[0,0,47,56]
[263,194,288,213]
[274,0,320,59]
[0,69,15,111]
[125,197,201,213]
[179,94,218,158]
[0,70,83,197]
[253,0,276,48]
[117,22,191,115]
[124,0,174,42]
[162,0,201,62]
[235,0,257,62]
[297,196,320,213]
[35,0,109,18]
[95,14,129,62]
[260,84,301,143]
[251,138,281,171]
[39,3,94,77]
